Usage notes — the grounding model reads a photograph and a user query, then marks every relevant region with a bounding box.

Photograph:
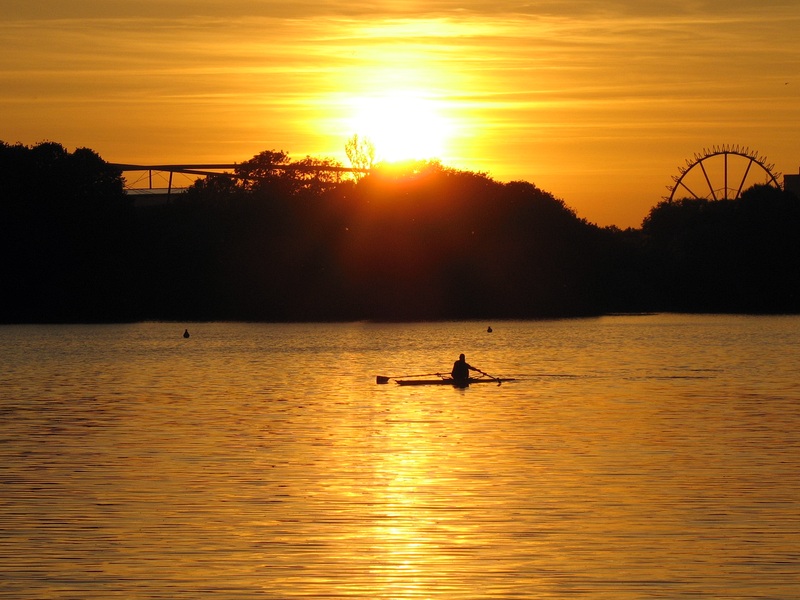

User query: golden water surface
[1,316,798,598]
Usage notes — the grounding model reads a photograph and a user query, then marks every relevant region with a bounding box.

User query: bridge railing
[109,162,370,194]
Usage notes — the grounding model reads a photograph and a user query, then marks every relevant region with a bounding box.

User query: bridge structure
[108,162,370,197]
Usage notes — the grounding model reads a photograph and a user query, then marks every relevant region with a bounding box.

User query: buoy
[183,329,190,338]
[487,326,493,333]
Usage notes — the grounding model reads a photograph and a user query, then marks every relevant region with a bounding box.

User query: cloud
[2,0,798,226]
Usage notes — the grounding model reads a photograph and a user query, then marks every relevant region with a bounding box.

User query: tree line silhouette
[2,141,799,323]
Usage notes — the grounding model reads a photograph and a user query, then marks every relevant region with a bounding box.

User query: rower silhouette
[451,353,477,384]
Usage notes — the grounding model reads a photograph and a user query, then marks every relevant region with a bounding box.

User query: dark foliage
[2,141,799,323]
[641,185,800,313]
[0,141,135,322]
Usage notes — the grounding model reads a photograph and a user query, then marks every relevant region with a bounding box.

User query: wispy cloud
[2,1,798,225]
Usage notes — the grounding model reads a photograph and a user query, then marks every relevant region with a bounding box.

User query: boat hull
[395,377,514,386]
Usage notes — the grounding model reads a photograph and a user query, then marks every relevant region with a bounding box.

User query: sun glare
[348,93,453,163]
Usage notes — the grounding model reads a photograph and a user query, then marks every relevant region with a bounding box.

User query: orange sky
[2,1,799,228]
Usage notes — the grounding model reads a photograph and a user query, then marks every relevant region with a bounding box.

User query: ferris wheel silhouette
[666,145,782,202]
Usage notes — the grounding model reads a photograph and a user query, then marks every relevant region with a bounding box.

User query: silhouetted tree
[641,185,800,312]
[4,141,799,322]
[345,134,374,181]
[235,149,292,194]
[0,141,131,322]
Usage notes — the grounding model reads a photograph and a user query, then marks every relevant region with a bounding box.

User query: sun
[347,92,453,163]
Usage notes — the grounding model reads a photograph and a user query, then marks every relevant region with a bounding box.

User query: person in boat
[451,353,477,383]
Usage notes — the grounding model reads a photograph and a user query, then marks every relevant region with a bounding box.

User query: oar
[376,372,442,384]
[473,367,503,386]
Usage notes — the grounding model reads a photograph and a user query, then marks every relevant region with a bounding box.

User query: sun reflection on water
[347,396,444,594]
[1,319,799,598]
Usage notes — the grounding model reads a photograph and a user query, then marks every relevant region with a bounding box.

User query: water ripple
[1,317,799,598]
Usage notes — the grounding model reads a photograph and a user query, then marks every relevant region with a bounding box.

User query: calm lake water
[1,315,798,599]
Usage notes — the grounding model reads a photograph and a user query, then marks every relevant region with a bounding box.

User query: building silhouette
[785,170,800,197]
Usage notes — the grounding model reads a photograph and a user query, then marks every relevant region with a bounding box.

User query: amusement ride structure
[665,145,782,202]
